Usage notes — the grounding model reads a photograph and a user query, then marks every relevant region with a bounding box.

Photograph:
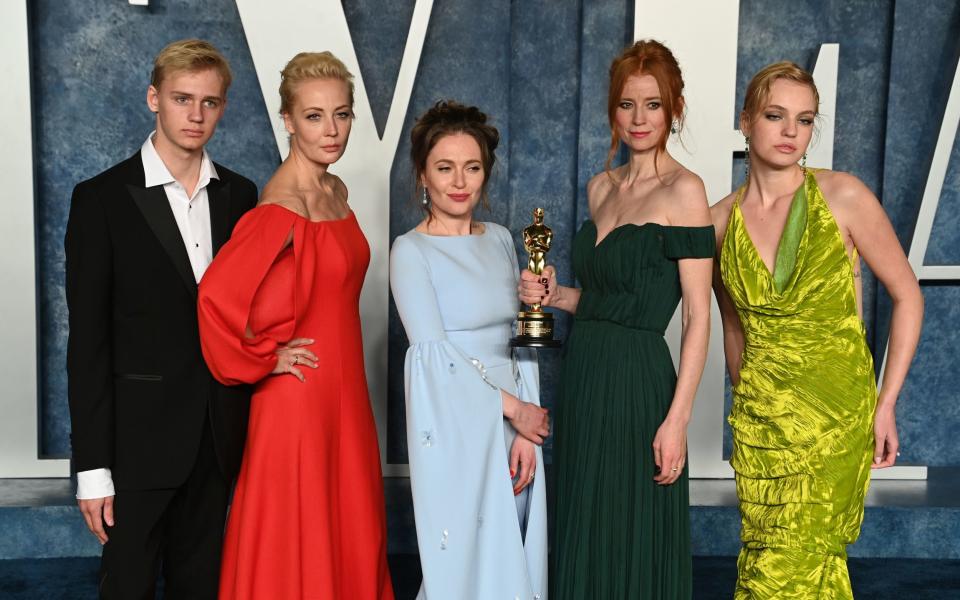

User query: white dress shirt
[76,134,218,500]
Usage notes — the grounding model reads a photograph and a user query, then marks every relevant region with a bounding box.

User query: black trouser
[99,420,229,600]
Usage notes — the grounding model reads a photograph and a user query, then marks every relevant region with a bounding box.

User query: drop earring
[744,136,751,177]
[421,187,429,207]
[801,152,807,171]
[670,119,679,135]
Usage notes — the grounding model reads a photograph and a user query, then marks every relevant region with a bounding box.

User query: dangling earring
[670,119,679,135]
[421,187,429,207]
[744,136,751,177]
[801,152,807,171]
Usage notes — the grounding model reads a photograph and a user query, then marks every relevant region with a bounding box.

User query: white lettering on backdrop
[635,0,925,479]
[1,1,952,478]
[0,0,70,477]
[235,0,433,476]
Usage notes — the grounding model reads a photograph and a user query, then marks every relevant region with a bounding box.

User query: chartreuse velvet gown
[553,220,715,599]
[720,169,876,599]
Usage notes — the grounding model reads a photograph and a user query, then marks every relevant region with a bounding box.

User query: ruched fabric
[554,221,714,599]
[720,170,876,599]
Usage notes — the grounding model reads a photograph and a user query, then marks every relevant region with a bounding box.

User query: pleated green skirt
[553,320,691,599]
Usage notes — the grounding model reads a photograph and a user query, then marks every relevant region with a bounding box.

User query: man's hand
[78,496,114,544]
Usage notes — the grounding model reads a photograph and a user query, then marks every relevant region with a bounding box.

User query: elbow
[682,304,711,334]
[891,283,924,318]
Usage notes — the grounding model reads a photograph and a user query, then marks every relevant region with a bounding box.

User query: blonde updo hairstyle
[278,51,355,116]
[741,61,820,127]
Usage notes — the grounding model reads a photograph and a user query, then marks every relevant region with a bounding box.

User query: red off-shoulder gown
[198,204,393,600]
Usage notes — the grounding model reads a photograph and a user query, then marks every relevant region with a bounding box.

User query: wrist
[501,390,518,419]
[552,284,566,306]
[662,410,690,428]
[875,398,897,413]
[554,285,576,312]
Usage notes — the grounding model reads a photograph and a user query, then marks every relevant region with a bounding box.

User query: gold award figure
[510,207,562,348]
[524,208,552,304]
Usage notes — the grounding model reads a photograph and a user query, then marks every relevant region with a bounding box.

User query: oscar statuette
[510,207,562,348]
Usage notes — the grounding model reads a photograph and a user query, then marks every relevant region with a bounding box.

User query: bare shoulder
[258,180,307,216]
[709,191,738,243]
[328,173,349,202]
[586,170,615,211]
[813,169,876,209]
[668,169,708,208]
[664,168,710,226]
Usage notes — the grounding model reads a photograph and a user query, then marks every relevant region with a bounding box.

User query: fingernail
[510,469,515,478]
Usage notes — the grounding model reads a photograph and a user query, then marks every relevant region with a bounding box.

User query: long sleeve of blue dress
[390,225,547,600]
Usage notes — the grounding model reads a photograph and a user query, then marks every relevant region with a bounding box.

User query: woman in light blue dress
[390,101,549,599]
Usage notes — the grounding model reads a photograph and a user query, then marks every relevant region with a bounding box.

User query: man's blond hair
[150,39,232,93]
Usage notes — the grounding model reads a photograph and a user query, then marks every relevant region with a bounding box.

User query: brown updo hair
[279,51,354,116]
[410,100,500,216]
[605,39,685,174]
[741,61,819,125]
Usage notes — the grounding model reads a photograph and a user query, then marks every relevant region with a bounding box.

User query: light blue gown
[390,223,548,600]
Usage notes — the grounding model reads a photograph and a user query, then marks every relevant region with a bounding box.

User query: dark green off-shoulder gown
[553,221,715,599]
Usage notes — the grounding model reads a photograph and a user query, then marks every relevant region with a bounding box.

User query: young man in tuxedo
[65,39,257,599]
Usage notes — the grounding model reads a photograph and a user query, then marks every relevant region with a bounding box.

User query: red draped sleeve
[198,204,301,385]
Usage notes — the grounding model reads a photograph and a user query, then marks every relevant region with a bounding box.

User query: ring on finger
[528,473,535,482]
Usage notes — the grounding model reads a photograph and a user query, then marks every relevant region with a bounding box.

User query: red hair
[606,39,685,174]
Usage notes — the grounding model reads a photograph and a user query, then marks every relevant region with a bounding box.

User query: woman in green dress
[711,62,924,598]
[519,40,714,598]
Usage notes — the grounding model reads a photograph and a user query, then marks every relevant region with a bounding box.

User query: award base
[509,309,562,348]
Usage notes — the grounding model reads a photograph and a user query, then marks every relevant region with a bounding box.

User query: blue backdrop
[29,0,960,469]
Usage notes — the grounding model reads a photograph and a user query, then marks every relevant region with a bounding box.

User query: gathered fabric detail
[720,170,875,599]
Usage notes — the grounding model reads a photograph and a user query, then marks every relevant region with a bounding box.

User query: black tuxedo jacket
[65,151,257,491]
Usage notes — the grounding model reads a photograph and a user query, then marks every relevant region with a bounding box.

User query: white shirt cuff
[76,468,115,500]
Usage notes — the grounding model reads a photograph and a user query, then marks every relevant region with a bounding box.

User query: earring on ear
[801,152,807,171]
[744,136,751,177]
[670,119,679,135]
[421,187,429,207]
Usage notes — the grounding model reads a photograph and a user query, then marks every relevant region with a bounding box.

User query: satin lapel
[207,179,232,256]
[127,184,198,298]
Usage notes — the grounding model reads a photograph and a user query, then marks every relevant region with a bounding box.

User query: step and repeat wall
[4,0,958,478]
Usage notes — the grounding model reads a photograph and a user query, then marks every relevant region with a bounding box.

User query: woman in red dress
[197,51,393,600]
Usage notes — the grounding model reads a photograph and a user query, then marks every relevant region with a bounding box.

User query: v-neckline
[733,176,807,282]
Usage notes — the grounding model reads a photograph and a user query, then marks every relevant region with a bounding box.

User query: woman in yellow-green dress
[711,62,924,598]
